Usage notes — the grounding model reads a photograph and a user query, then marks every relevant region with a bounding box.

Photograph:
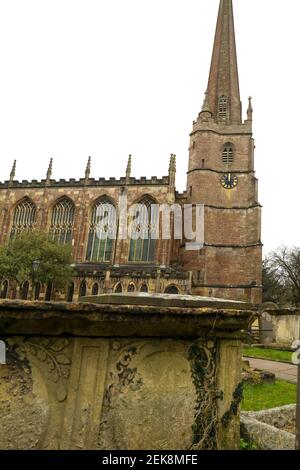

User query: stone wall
[260,308,300,345]
[0,180,175,265]
[241,405,296,450]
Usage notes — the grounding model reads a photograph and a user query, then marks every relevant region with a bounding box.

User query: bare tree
[266,246,300,306]
[262,260,287,304]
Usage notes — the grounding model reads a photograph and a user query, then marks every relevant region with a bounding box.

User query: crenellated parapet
[191,115,253,136]
[0,175,170,189]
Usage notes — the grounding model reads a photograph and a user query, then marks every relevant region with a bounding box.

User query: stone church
[0,0,262,304]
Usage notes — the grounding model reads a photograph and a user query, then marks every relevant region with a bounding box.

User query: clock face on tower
[221,173,238,190]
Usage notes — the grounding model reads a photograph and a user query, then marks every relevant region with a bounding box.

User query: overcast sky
[0,0,299,255]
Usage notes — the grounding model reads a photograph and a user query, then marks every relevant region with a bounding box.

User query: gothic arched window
[49,197,75,245]
[218,95,228,121]
[45,282,53,301]
[127,283,135,293]
[10,198,36,239]
[86,198,115,262]
[222,143,234,165]
[34,282,41,301]
[21,281,29,300]
[114,282,123,293]
[129,197,157,263]
[164,285,179,295]
[66,282,74,302]
[92,283,99,295]
[79,281,87,298]
[140,283,148,293]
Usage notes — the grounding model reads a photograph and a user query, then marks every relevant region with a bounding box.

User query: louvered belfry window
[218,95,228,121]
[10,198,36,239]
[222,143,234,165]
[49,197,75,245]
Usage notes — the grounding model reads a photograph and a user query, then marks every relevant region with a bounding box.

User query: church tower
[182,0,262,303]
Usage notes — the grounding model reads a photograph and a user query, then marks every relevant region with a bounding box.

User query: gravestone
[0,294,256,450]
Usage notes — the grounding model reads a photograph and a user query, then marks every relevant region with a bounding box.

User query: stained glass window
[10,198,36,239]
[86,198,115,262]
[49,197,75,245]
[129,197,156,263]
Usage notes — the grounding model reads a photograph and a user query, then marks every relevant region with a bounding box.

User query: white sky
[0,0,299,256]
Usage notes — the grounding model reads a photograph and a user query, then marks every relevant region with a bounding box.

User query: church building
[0,0,262,304]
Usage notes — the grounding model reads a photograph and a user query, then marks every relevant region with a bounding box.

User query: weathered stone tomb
[0,294,256,450]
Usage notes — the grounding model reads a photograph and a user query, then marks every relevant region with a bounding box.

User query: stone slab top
[81,292,256,310]
[264,307,300,316]
[0,297,257,338]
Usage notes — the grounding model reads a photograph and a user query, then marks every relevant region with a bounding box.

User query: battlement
[0,175,170,189]
[75,263,189,280]
[191,114,253,136]
[175,190,187,200]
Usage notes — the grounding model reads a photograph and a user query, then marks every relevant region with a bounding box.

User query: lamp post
[31,259,40,300]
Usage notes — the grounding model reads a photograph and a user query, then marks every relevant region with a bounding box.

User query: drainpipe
[187,271,193,295]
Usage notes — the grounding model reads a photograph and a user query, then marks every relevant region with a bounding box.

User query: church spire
[206,0,241,124]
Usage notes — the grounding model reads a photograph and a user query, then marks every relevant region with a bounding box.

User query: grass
[243,346,292,363]
[239,438,258,450]
[241,380,297,411]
